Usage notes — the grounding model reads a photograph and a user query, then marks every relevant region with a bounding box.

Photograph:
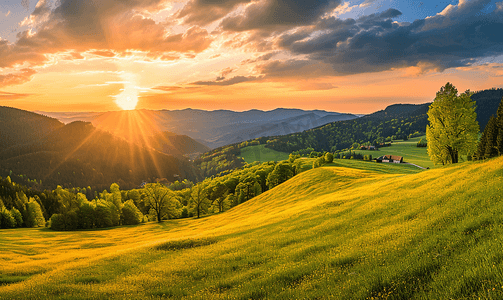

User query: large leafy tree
[189,183,210,218]
[426,83,479,165]
[142,183,178,222]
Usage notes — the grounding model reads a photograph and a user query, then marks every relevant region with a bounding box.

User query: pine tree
[483,116,498,158]
[496,97,503,155]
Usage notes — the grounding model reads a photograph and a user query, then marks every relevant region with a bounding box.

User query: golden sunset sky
[1,0,503,113]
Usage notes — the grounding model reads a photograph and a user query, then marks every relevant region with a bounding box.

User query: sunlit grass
[1,156,502,299]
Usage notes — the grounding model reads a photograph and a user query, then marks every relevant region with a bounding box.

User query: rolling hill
[0,156,502,299]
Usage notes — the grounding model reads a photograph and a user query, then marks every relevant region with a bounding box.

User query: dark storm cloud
[269,1,503,75]
[177,0,254,25]
[221,0,341,31]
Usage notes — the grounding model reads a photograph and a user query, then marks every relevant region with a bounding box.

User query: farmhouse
[360,145,376,150]
[376,155,403,163]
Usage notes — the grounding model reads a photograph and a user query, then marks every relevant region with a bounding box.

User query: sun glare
[114,73,139,110]
[115,94,138,110]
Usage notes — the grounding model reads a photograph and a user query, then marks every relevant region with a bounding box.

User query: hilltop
[1,156,502,299]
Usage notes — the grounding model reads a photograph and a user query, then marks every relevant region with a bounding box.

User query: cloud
[152,85,201,92]
[241,51,278,64]
[1,0,213,70]
[177,0,253,25]
[271,2,503,75]
[221,0,341,31]
[0,68,36,88]
[0,91,33,100]
[191,75,261,86]
[19,0,52,27]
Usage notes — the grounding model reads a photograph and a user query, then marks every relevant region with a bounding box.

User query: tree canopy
[426,83,479,165]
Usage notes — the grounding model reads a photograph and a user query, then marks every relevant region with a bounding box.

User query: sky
[0,0,503,114]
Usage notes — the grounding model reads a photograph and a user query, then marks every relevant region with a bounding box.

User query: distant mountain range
[38,108,359,149]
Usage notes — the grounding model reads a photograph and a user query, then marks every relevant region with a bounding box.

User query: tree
[0,208,16,228]
[483,116,499,158]
[266,162,294,189]
[189,183,209,218]
[121,200,143,225]
[25,198,45,227]
[426,83,479,165]
[325,152,334,164]
[143,183,177,222]
[209,182,228,213]
[496,98,503,155]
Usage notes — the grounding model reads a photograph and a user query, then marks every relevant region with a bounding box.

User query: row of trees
[0,155,303,230]
[0,191,45,229]
[474,97,503,159]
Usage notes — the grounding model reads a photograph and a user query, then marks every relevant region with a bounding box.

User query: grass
[239,144,289,163]
[367,136,434,169]
[1,156,503,299]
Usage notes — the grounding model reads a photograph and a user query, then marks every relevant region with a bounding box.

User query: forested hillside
[0,106,63,148]
[264,89,503,153]
[264,103,430,153]
[0,120,199,191]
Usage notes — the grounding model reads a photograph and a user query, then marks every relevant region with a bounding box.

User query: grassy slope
[239,144,289,163]
[1,157,503,299]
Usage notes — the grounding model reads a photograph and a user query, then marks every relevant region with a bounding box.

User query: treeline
[0,176,45,228]
[0,156,302,230]
[474,97,503,160]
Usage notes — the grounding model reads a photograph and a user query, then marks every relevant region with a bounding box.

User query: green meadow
[376,136,433,169]
[1,157,503,299]
[239,144,290,163]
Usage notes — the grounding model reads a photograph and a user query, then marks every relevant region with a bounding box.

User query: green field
[372,136,434,169]
[1,157,503,299]
[239,144,289,163]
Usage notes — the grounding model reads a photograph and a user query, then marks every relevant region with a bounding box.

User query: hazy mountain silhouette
[40,108,359,149]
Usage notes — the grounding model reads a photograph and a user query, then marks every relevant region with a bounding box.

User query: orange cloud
[0,68,36,88]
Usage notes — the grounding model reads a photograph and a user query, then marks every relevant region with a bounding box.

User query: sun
[114,82,139,110]
[115,94,138,110]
